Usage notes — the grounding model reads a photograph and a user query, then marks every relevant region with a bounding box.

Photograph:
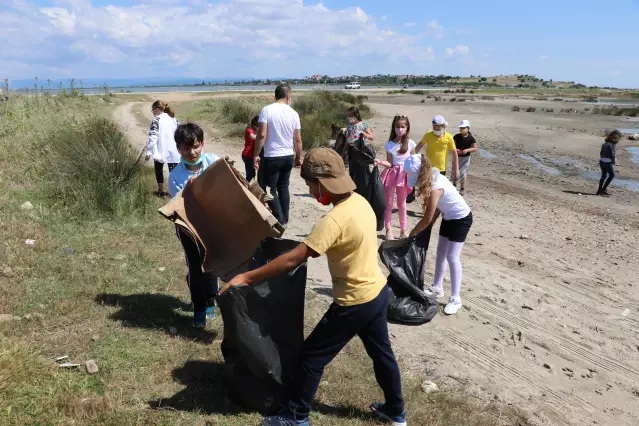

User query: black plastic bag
[348,137,386,231]
[217,238,307,413]
[378,227,438,325]
[332,131,348,161]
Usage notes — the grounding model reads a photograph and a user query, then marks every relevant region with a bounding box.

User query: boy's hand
[253,156,261,170]
[218,273,249,295]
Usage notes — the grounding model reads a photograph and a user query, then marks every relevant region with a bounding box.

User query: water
[479,149,498,159]
[519,154,561,175]
[618,128,639,135]
[627,147,639,164]
[583,171,639,192]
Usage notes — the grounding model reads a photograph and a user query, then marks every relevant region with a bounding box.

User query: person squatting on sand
[146,100,180,197]
[406,154,473,316]
[220,148,407,426]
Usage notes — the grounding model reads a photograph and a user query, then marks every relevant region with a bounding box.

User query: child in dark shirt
[452,120,477,196]
[597,130,621,196]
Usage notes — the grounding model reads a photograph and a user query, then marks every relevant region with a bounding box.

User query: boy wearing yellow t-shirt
[415,114,459,182]
[220,148,406,426]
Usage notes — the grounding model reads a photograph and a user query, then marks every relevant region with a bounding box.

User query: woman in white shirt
[145,100,180,197]
[374,115,416,240]
[406,154,473,315]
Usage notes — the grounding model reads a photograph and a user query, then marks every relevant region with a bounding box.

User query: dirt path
[115,94,639,426]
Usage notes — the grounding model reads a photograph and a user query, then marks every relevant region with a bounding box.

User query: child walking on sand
[375,116,416,240]
[146,100,180,197]
[406,154,473,315]
[168,123,220,328]
[242,116,259,182]
[597,130,621,196]
[453,120,477,196]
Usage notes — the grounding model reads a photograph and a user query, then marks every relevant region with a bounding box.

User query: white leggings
[433,236,465,298]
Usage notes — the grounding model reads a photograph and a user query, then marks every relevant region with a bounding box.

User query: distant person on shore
[453,120,477,196]
[406,154,472,316]
[220,148,406,426]
[415,115,459,182]
[254,84,302,228]
[241,116,259,181]
[374,115,416,240]
[597,130,621,196]
[344,106,375,144]
[145,100,180,197]
[168,123,220,328]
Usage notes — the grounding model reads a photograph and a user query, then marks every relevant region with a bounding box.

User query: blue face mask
[180,155,204,166]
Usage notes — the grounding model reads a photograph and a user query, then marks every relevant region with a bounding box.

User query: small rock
[168,326,178,335]
[63,247,74,255]
[25,239,36,246]
[517,260,525,267]
[158,267,166,272]
[24,314,32,320]
[114,254,126,260]
[519,235,530,240]
[91,335,100,342]
[2,267,13,277]
[421,380,439,394]
[85,360,99,374]
[543,363,552,370]
[86,252,100,260]
[621,308,630,317]
[522,305,534,311]
[55,355,69,362]
[565,237,573,241]
[0,314,21,322]
[524,345,532,350]
[20,201,33,210]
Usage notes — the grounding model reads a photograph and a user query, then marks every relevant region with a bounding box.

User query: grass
[0,93,532,426]
[189,91,371,149]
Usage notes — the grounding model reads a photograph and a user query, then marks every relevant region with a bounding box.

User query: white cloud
[609,71,620,76]
[446,45,470,57]
[428,19,444,39]
[539,55,549,60]
[0,0,437,79]
[404,22,416,27]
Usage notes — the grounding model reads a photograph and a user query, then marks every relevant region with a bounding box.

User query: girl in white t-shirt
[406,154,473,315]
[374,115,416,240]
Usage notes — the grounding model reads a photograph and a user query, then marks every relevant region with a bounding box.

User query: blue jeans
[288,287,404,419]
[260,155,294,225]
[599,161,615,191]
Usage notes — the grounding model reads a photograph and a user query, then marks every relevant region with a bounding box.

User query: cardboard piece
[158,158,284,281]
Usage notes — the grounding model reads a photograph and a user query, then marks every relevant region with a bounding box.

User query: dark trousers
[599,161,615,191]
[260,155,294,225]
[288,287,404,419]
[242,155,256,182]
[176,227,218,312]
[154,160,178,184]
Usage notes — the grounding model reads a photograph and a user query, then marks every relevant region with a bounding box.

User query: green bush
[525,106,536,112]
[45,115,151,218]
[511,105,521,111]
[219,98,261,124]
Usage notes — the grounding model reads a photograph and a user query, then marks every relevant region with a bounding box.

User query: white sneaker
[444,297,463,315]
[425,286,444,298]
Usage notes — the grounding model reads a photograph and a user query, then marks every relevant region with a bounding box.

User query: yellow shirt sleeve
[448,134,457,150]
[304,214,341,256]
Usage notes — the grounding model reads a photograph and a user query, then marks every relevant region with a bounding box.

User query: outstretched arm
[409,189,442,237]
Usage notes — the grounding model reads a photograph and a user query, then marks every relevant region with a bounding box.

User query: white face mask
[348,117,357,124]
[433,129,443,136]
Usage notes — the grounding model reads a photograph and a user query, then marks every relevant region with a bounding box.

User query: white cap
[432,115,447,126]
[404,154,422,188]
[459,119,470,128]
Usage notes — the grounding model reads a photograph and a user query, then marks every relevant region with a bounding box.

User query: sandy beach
[115,91,639,426]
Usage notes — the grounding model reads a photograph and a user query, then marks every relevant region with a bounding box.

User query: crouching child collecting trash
[168,123,220,328]
[220,148,407,426]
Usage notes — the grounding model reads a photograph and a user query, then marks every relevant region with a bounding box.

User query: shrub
[434,96,442,101]
[426,94,432,99]
[546,108,554,113]
[411,90,426,95]
[450,98,457,102]
[457,98,466,102]
[219,98,261,124]
[525,107,536,112]
[420,99,425,103]
[511,106,521,112]
[480,96,496,100]
[584,107,591,112]
[45,115,150,218]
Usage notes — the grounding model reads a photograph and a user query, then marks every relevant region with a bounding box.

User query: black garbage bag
[217,238,307,413]
[332,131,348,162]
[348,136,385,231]
[378,227,438,325]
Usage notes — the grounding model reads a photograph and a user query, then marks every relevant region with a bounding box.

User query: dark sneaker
[261,409,310,426]
[370,402,407,426]
[601,190,611,196]
[205,305,216,320]
[192,311,207,329]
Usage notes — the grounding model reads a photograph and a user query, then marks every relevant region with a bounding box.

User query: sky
[2,0,639,87]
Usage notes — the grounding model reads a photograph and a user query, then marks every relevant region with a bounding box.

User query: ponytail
[151,100,175,118]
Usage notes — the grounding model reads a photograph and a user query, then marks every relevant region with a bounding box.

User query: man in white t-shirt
[253,84,302,226]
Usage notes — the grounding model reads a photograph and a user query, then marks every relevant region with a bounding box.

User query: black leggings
[154,161,178,184]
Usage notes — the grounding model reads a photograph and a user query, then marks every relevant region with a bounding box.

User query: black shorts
[439,212,473,243]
